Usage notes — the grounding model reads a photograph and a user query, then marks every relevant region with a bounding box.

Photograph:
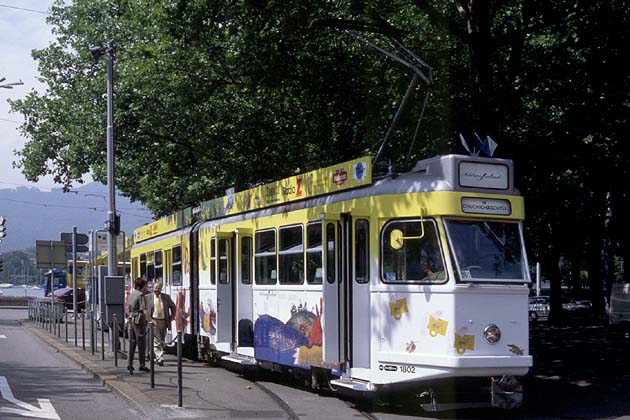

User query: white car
[529,296,550,322]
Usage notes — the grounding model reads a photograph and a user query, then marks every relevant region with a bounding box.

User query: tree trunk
[587,237,606,316]
[544,251,563,324]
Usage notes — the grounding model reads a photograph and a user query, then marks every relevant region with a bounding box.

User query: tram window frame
[218,238,230,284]
[279,225,304,285]
[306,222,323,285]
[210,238,216,285]
[241,237,252,284]
[172,245,183,287]
[255,229,277,285]
[140,253,147,279]
[154,250,163,283]
[380,218,447,284]
[131,257,139,280]
[355,219,369,284]
[326,223,336,284]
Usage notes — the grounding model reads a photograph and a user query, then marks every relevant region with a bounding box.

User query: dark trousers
[128,322,147,369]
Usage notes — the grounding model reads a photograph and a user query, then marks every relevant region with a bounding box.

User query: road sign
[60,232,90,252]
[35,240,67,269]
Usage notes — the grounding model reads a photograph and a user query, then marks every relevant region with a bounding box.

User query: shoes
[156,359,164,366]
[127,366,134,375]
[139,366,150,372]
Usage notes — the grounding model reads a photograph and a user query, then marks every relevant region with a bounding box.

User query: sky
[0,0,87,191]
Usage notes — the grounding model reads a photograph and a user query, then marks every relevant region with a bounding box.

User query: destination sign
[461,197,511,215]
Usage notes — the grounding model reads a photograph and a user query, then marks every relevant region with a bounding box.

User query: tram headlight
[483,324,501,344]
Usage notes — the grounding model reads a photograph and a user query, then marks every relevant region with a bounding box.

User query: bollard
[101,315,105,361]
[177,331,183,407]
[82,312,85,350]
[149,324,154,389]
[113,314,118,367]
[91,309,95,355]
[65,307,68,342]
[57,306,61,339]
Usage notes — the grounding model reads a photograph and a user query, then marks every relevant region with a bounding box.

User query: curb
[21,321,152,416]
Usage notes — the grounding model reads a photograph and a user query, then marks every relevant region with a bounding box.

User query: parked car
[53,287,86,312]
[574,300,592,311]
[529,296,550,322]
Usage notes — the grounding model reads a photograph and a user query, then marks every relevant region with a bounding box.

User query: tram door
[235,229,254,354]
[323,214,352,367]
[216,234,234,353]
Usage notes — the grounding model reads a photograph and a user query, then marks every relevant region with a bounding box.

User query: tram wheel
[529,311,538,322]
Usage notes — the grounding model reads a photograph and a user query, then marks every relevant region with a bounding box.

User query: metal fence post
[65,307,68,342]
[149,324,154,389]
[91,309,95,355]
[113,314,118,367]
[82,312,85,350]
[177,331,183,407]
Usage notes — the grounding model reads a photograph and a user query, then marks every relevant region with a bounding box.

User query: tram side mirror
[390,229,404,250]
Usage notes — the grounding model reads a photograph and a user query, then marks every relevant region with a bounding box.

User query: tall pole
[106,41,117,278]
[73,226,78,346]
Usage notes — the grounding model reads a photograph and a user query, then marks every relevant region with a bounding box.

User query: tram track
[254,380,379,420]
[254,382,301,420]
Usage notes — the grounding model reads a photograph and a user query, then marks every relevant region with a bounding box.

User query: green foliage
[10,1,630,307]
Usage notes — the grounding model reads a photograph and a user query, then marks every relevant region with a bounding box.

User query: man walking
[127,277,150,374]
[149,282,176,366]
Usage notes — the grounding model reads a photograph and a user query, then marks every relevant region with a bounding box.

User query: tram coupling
[490,375,523,409]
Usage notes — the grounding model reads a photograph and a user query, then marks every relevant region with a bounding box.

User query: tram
[130,153,531,409]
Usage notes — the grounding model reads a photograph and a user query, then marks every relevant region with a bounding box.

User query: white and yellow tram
[131,154,531,408]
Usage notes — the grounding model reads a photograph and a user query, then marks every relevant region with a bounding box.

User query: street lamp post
[90,42,118,278]
[0,77,24,89]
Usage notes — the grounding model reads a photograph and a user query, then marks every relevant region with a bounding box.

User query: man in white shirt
[148,282,176,366]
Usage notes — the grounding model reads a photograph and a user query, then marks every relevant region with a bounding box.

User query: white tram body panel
[131,154,532,397]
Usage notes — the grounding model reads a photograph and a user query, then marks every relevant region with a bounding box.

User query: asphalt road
[2,308,629,420]
[0,310,146,420]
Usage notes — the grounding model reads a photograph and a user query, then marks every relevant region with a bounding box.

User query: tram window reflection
[255,229,277,285]
[355,219,369,284]
[241,237,252,284]
[279,225,304,284]
[172,245,182,286]
[306,222,323,284]
[381,219,446,283]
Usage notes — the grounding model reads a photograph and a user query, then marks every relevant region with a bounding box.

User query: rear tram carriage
[130,153,532,409]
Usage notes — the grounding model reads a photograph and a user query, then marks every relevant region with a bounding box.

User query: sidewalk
[22,314,364,420]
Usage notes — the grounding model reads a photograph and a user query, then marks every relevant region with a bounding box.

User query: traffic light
[0,216,6,244]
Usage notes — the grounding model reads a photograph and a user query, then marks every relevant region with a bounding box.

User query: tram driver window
[255,230,277,285]
[381,219,446,283]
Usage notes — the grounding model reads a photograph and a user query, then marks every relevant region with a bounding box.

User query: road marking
[0,376,60,419]
[0,335,6,339]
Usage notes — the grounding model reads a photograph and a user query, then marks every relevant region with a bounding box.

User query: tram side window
[326,223,336,284]
[172,245,182,286]
[381,219,446,283]
[241,237,252,284]
[279,225,304,285]
[255,230,277,285]
[306,222,323,284]
[155,250,163,283]
[218,239,230,284]
[210,238,216,285]
[140,254,147,279]
[147,252,155,284]
[355,219,369,284]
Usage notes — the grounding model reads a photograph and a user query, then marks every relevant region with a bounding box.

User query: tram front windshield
[444,219,527,283]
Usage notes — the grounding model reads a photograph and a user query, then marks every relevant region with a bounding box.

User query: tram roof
[133,154,516,243]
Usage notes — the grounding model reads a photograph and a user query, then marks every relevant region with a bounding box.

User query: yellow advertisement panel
[135,157,372,242]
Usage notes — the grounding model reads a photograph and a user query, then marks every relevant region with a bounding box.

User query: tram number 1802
[399,365,416,374]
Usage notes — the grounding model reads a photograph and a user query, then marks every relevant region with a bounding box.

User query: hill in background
[0,182,154,251]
